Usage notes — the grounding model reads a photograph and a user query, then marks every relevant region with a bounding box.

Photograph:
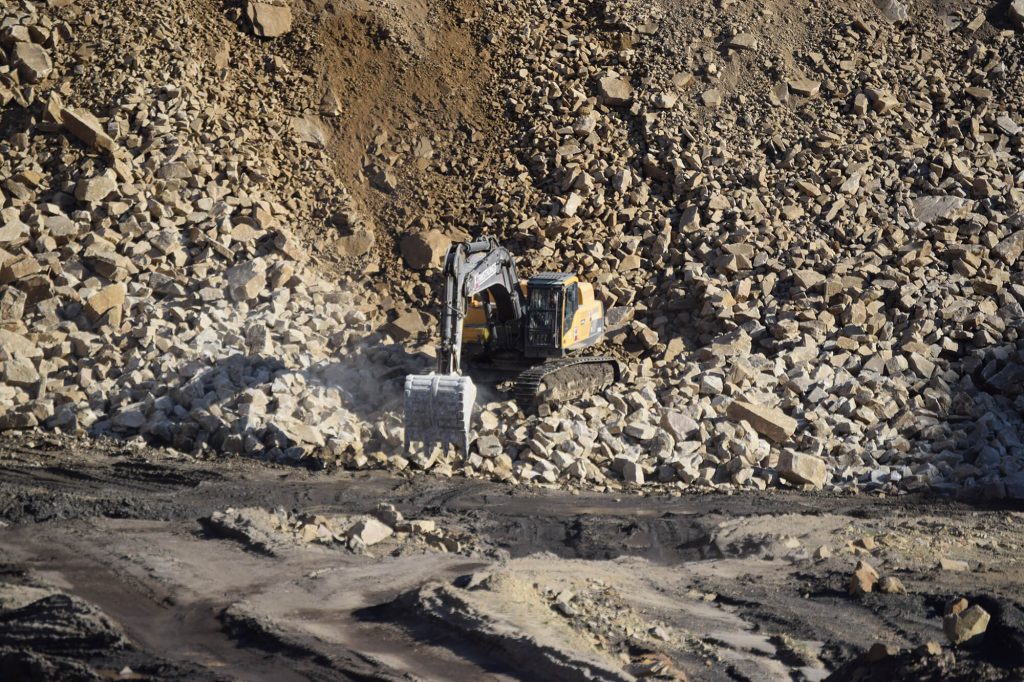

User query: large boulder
[597,76,633,106]
[383,310,431,341]
[75,175,118,203]
[226,259,268,302]
[778,450,828,488]
[727,400,797,443]
[60,106,117,153]
[400,230,450,270]
[12,42,52,83]
[247,1,293,38]
[334,229,375,258]
[85,283,126,322]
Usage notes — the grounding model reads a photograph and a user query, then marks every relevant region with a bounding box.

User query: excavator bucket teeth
[403,373,476,456]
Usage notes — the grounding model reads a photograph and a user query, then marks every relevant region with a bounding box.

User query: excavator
[404,236,621,455]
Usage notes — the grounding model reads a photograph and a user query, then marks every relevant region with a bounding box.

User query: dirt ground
[1,432,1022,681]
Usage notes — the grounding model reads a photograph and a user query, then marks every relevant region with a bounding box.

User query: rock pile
[204,504,470,555]
[387,0,1024,497]
[3,0,1024,499]
[0,0,395,463]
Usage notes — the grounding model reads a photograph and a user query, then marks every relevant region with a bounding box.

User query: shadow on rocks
[106,342,435,467]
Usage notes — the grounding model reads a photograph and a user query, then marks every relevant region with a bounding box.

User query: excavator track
[513,356,620,408]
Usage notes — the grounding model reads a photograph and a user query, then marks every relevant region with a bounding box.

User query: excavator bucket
[403,373,476,456]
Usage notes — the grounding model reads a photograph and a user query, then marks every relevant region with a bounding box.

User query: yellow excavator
[404,236,621,455]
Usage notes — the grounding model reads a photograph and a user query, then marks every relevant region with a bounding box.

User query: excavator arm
[437,237,525,375]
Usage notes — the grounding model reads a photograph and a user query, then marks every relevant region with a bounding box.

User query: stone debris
[943,599,990,646]
[205,507,464,556]
[849,559,879,595]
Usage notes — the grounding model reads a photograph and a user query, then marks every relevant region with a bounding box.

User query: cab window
[562,283,578,334]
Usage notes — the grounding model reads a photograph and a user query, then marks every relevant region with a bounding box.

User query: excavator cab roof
[527,272,576,286]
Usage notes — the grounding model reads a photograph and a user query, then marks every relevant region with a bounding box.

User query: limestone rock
[1010,0,1024,28]
[912,195,969,224]
[725,33,757,51]
[385,311,429,340]
[400,230,450,270]
[75,175,118,203]
[85,284,126,321]
[0,219,30,248]
[727,400,797,443]
[992,230,1024,264]
[226,259,268,302]
[944,604,990,646]
[0,330,40,359]
[335,230,375,258]
[879,576,907,594]
[939,557,970,572]
[660,411,698,441]
[788,79,820,97]
[597,76,633,106]
[0,288,27,322]
[346,517,393,546]
[622,460,645,484]
[12,42,52,83]
[60,107,117,153]
[849,559,879,595]
[778,451,828,488]
[247,2,293,38]
[1,358,39,387]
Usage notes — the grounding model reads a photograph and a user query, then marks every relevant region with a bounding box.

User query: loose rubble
[204,504,473,556]
[2,0,1024,500]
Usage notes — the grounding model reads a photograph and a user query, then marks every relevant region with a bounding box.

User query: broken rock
[346,517,393,546]
[246,1,293,38]
[992,230,1024,264]
[778,451,828,488]
[12,42,53,83]
[727,400,797,443]
[384,311,429,341]
[849,559,879,595]
[85,283,126,321]
[61,107,117,153]
[944,603,990,646]
[226,259,267,302]
[400,230,450,270]
[597,76,633,106]
[75,175,118,203]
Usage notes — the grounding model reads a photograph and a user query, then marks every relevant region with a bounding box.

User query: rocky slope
[2,0,1024,498]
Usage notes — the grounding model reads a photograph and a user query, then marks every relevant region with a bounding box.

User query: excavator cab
[525,274,605,357]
